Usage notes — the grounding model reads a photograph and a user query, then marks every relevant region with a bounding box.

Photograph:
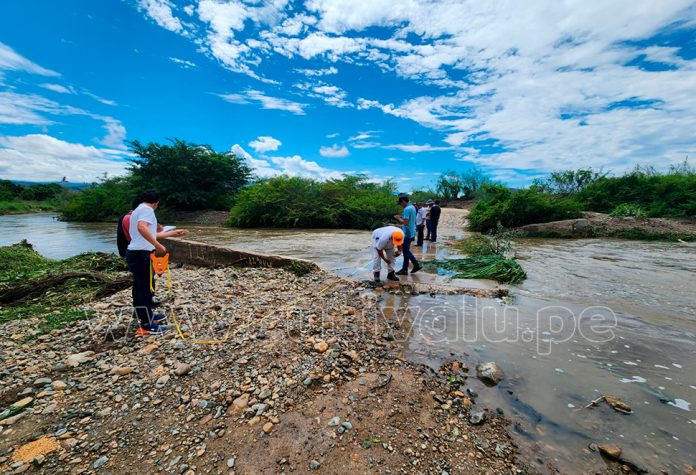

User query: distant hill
[10,180,90,190]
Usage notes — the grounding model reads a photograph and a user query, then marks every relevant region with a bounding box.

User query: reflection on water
[1,212,695,472]
[0,214,116,259]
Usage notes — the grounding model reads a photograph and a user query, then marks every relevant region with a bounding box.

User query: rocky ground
[0,266,531,474]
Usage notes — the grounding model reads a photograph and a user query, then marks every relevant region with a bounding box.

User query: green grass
[426,233,527,284]
[426,254,527,284]
[0,243,127,332]
[602,229,696,242]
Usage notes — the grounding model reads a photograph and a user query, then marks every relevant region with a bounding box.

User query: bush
[469,184,583,232]
[436,168,491,200]
[229,175,399,229]
[610,203,647,218]
[60,177,136,222]
[577,166,696,218]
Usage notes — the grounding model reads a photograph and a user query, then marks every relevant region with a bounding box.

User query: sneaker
[152,299,163,308]
[411,264,422,274]
[395,269,408,276]
[136,324,168,335]
[387,271,399,281]
[152,313,167,324]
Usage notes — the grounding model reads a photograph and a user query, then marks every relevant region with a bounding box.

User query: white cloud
[0,134,128,182]
[232,143,348,179]
[39,83,75,94]
[231,143,279,177]
[138,0,183,33]
[169,57,197,68]
[319,144,350,157]
[217,89,307,115]
[295,66,338,76]
[249,135,282,153]
[83,91,118,106]
[270,155,347,179]
[383,143,453,153]
[0,42,59,76]
[101,119,128,149]
[294,80,350,107]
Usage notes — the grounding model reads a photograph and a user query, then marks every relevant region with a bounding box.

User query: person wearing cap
[371,225,403,282]
[394,195,422,275]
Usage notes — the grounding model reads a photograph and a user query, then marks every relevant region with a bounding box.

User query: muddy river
[1,212,694,473]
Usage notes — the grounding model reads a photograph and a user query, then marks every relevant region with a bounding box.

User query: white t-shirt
[416,207,426,225]
[127,203,158,251]
[372,226,401,250]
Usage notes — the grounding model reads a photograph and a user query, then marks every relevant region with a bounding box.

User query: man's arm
[394,214,409,225]
[157,229,188,239]
[137,221,166,254]
[376,248,392,264]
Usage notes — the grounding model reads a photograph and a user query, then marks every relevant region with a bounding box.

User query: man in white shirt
[371,226,404,282]
[415,203,427,246]
[125,190,169,335]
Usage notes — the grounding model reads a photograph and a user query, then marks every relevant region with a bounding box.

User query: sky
[1,0,695,189]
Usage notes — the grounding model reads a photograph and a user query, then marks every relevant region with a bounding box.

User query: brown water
[1,212,695,472]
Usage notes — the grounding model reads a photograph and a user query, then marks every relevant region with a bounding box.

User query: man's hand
[173,229,188,237]
[155,242,167,255]
[394,250,401,257]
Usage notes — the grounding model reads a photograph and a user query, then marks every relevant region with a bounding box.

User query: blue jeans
[401,237,419,272]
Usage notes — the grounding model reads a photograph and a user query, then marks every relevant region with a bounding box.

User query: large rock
[476,362,504,386]
[598,444,622,461]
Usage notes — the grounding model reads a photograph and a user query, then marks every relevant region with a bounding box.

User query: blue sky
[1,0,695,189]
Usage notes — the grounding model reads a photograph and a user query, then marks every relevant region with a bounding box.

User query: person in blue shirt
[394,195,422,275]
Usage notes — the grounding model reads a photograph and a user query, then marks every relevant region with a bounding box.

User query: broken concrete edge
[161,237,320,273]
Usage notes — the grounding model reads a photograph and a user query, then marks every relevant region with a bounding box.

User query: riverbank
[0,265,530,474]
[518,211,696,241]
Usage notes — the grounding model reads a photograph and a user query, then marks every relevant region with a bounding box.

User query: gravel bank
[0,266,532,474]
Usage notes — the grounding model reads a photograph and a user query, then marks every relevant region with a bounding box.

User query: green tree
[128,139,252,210]
[532,168,605,196]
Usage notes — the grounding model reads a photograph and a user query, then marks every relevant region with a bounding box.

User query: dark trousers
[416,224,425,246]
[401,237,419,272]
[430,221,439,242]
[425,220,431,239]
[125,250,154,327]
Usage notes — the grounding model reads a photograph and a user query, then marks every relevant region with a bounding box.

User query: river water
[1,213,695,473]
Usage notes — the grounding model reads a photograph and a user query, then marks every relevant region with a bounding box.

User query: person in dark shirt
[429,200,442,243]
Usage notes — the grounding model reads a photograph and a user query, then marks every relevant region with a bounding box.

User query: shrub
[229,175,399,229]
[610,203,647,218]
[577,163,696,218]
[468,184,583,232]
[60,177,136,222]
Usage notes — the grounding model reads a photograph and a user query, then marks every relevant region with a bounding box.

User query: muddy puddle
[1,211,694,472]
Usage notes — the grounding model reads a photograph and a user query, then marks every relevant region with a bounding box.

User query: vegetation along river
[1,212,694,473]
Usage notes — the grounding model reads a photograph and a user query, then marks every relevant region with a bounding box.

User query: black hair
[131,192,143,210]
[398,194,409,203]
[139,190,160,204]
[434,200,440,205]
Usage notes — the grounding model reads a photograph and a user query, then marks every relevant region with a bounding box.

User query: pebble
[33,377,52,387]
[110,367,134,376]
[174,363,192,377]
[469,410,486,425]
[263,422,273,433]
[328,416,340,427]
[476,362,504,386]
[11,397,33,409]
[156,375,171,388]
[598,444,622,461]
[309,460,321,470]
[93,456,108,469]
[227,457,236,468]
